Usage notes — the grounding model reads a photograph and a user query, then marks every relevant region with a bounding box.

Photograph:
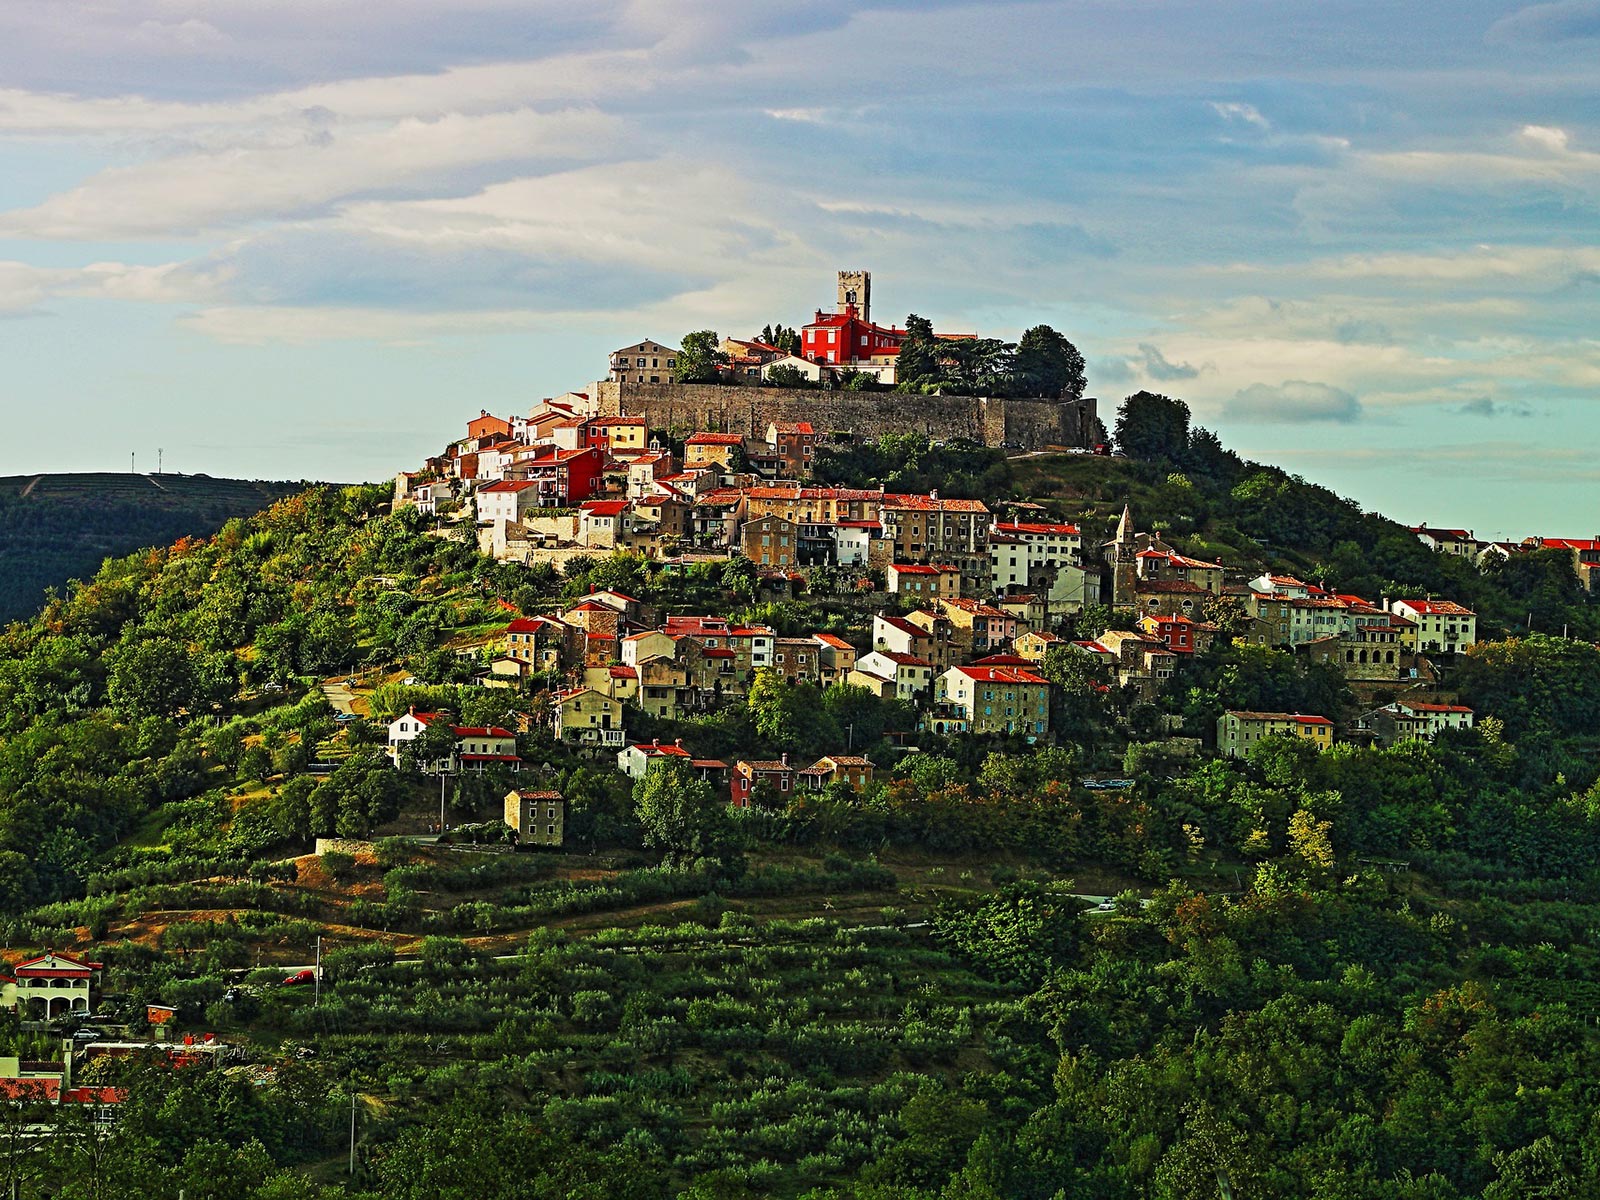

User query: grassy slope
[0,472,331,622]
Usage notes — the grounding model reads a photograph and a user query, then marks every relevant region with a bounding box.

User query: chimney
[674,738,683,748]
[781,753,789,766]
[651,738,659,748]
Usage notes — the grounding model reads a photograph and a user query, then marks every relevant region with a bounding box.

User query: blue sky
[1,1,1597,538]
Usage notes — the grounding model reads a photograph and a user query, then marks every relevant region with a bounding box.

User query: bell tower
[836,269,871,322]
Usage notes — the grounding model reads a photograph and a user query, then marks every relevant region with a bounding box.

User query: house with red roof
[1359,701,1474,747]
[934,665,1052,738]
[385,709,521,773]
[888,562,960,600]
[850,651,936,702]
[684,431,746,471]
[616,739,693,780]
[1,951,103,1019]
[1388,598,1478,654]
[1523,535,1600,594]
[1217,711,1334,758]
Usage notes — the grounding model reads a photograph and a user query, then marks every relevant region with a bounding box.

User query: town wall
[591,381,1096,450]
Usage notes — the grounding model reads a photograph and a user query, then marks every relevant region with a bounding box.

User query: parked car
[280,969,316,987]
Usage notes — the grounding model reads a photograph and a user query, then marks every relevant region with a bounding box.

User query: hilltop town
[377,273,1600,795]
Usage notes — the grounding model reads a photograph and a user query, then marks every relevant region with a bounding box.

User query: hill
[1,434,1599,1195]
[0,472,329,623]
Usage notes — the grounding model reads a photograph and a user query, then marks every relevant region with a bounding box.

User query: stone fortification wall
[590,381,1095,449]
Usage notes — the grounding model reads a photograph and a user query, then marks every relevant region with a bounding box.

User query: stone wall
[590,381,1096,450]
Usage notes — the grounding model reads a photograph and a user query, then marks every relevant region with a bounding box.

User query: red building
[801,304,905,367]
[509,445,603,506]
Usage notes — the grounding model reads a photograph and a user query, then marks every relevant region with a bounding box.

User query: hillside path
[19,476,41,498]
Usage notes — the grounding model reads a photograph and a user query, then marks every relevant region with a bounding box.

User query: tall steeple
[1115,502,1134,547]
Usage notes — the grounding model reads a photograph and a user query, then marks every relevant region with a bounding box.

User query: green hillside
[0,472,328,623]
[1,426,1599,1196]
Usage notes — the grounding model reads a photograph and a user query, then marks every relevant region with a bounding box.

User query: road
[322,679,356,715]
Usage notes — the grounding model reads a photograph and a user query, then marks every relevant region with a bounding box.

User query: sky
[0,1,1597,538]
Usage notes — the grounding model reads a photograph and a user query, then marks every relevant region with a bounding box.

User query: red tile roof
[950,665,1050,685]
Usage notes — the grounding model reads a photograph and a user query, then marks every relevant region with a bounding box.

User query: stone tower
[1105,502,1138,606]
[837,270,871,322]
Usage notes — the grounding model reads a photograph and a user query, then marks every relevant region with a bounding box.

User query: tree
[632,757,733,860]
[895,314,940,387]
[1014,324,1086,399]
[1114,390,1191,461]
[764,364,812,389]
[676,330,729,384]
[941,337,1015,395]
[758,323,801,355]
[720,557,757,602]
[105,635,202,719]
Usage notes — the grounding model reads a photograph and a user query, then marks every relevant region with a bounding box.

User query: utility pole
[439,769,448,834]
[314,935,322,1006]
[349,1091,357,1175]
[130,451,135,474]
[157,447,163,475]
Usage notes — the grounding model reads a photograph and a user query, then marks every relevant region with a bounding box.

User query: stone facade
[590,381,1096,450]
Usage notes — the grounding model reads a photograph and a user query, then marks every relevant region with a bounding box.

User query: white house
[476,480,544,525]
[1389,599,1477,654]
[616,740,693,780]
[387,709,520,772]
[760,354,827,383]
[850,650,935,702]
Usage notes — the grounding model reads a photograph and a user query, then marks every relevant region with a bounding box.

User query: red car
[280,969,316,987]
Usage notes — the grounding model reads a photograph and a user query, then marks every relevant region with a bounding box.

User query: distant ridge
[0,472,339,623]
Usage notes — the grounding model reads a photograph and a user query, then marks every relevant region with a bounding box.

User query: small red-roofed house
[888,562,960,599]
[616,739,692,780]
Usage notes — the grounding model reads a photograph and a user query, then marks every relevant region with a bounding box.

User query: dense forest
[0,472,312,623]
[3,413,1600,1197]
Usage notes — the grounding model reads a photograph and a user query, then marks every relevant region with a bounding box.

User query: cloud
[1210,101,1270,130]
[1224,380,1362,423]
[1453,396,1535,418]
[0,108,626,239]
[1136,343,1199,380]
[1486,0,1600,43]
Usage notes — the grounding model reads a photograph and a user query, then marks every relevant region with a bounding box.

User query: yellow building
[1217,710,1333,758]
[684,432,745,470]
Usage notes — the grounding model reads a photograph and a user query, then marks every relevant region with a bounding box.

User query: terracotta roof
[995,521,1080,536]
[629,743,690,756]
[686,431,745,445]
[512,790,564,800]
[1400,702,1474,714]
[872,651,932,667]
[1394,599,1476,616]
[813,633,854,650]
[883,493,988,512]
[949,665,1050,685]
[740,760,796,773]
[1227,711,1334,725]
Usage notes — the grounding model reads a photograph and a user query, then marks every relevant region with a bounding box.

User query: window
[636,357,646,367]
